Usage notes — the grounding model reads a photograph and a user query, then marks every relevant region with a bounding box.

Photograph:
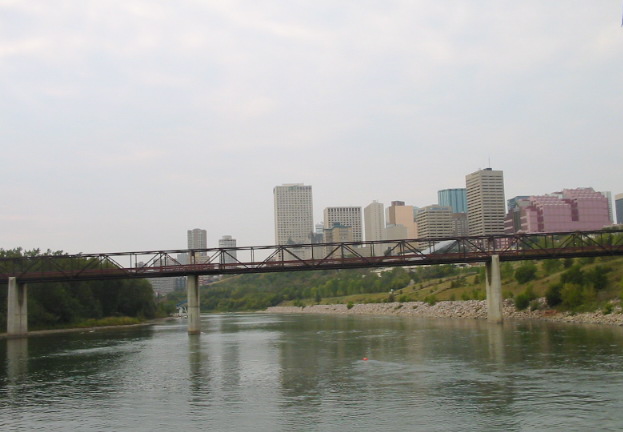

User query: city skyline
[1,2,622,253]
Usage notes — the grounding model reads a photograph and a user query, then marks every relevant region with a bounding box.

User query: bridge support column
[7,277,28,337]
[485,255,503,324]
[187,275,201,335]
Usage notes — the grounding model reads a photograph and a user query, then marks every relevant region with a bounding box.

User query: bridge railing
[1,229,623,283]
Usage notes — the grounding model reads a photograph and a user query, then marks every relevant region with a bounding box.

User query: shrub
[514,262,538,284]
[514,293,531,311]
[561,265,584,285]
[545,282,563,307]
[541,259,563,276]
[424,295,437,306]
[515,286,537,311]
[347,302,354,309]
[603,303,614,315]
[585,265,610,290]
[561,283,584,309]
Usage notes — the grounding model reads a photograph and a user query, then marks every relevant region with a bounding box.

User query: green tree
[545,282,563,307]
[514,262,538,284]
[541,259,563,276]
[561,265,585,286]
[585,266,610,290]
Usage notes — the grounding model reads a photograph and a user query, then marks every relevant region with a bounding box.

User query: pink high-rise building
[505,188,611,233]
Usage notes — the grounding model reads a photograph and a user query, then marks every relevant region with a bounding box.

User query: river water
[2,313,623,431]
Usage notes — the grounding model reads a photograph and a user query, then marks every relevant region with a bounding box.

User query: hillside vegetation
[163,256,623,314]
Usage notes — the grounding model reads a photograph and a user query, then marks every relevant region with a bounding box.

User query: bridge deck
[2,230,623,283]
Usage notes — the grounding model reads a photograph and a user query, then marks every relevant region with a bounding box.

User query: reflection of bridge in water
[3,229,623,337]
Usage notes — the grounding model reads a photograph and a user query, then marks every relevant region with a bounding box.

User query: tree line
[0,248,158,330]
[164,264,474,312]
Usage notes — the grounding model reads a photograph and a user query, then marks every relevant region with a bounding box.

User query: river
[2,313,623,431]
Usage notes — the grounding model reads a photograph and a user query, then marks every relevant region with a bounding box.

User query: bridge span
[3,229,623,337]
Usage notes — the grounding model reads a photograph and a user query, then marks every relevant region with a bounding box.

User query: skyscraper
[323,207,362,242]
[465,168,506,236]
[273,183,314,245]
[364,200,385,242]
[438,189,467,213]
[187,228,207,250]
[218,235,237,264]
[415,205,454,239]
[387,201,417,238]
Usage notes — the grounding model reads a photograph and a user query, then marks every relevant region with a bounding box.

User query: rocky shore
[265,299,623,326]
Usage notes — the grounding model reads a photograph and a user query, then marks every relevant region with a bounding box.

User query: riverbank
[0,317,178,339]
[266,299,623,326]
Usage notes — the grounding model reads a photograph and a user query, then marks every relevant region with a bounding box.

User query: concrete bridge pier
[7,277,28,337]
[187,274,201,335]
[485,255,504,324]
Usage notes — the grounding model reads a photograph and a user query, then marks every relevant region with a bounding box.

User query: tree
[514,262,538,284]
[585,266,610,290]
[541,259,563,276]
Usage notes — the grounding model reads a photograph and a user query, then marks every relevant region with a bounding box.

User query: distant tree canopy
[162,264,474,313]
[0,248,157,330]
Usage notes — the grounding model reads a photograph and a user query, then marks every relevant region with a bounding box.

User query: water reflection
[3,315,623,431]
[6,338,28,383]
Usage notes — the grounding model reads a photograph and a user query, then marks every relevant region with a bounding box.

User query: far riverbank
[266,299,623,326]
[0,317,178,339]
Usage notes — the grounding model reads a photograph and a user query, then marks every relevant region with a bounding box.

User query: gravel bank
[265,299,623,326]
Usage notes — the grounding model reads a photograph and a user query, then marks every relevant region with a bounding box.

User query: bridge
[3,229,623,337]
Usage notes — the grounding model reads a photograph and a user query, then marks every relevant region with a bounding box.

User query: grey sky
[1,1,622,253]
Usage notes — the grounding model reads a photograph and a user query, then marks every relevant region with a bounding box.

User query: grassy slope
[283,256,623,309]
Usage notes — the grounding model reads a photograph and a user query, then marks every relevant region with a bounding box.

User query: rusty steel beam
[1,229,622,284]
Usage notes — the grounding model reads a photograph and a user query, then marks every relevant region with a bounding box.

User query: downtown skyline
[1,1,622,254]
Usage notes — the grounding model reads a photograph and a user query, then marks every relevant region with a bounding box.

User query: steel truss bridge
[2,229,623,284]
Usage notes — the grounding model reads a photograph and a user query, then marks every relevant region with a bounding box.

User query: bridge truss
[1,229,623,284]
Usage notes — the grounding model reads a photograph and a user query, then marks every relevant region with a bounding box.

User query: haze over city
[1,1,622,254]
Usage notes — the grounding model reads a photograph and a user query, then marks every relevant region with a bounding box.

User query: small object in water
[363,357,368,361]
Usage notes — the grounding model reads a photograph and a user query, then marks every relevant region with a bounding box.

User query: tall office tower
[387,201,417,238]
[364,200,385,242]
[465,168,506,236]
[323,207,362,242]
[616,193,623,224]
[218,235,237,264]
[415,205,454,239]
[273,183,314,245]
[187,228,207,252]
[438,189,467,213]
[601,191,613,223]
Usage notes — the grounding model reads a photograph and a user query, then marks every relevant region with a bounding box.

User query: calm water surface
[2,313,623,431]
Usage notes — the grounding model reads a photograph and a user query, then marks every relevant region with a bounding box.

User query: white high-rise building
[187,228,207,253]
[364,201,385,242]
[273,184,314,245]
[218,235,237,264]
[466,168,506,236]
[323,207,362,242]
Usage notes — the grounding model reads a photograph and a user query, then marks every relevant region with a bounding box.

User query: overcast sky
[1,1,622,254]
